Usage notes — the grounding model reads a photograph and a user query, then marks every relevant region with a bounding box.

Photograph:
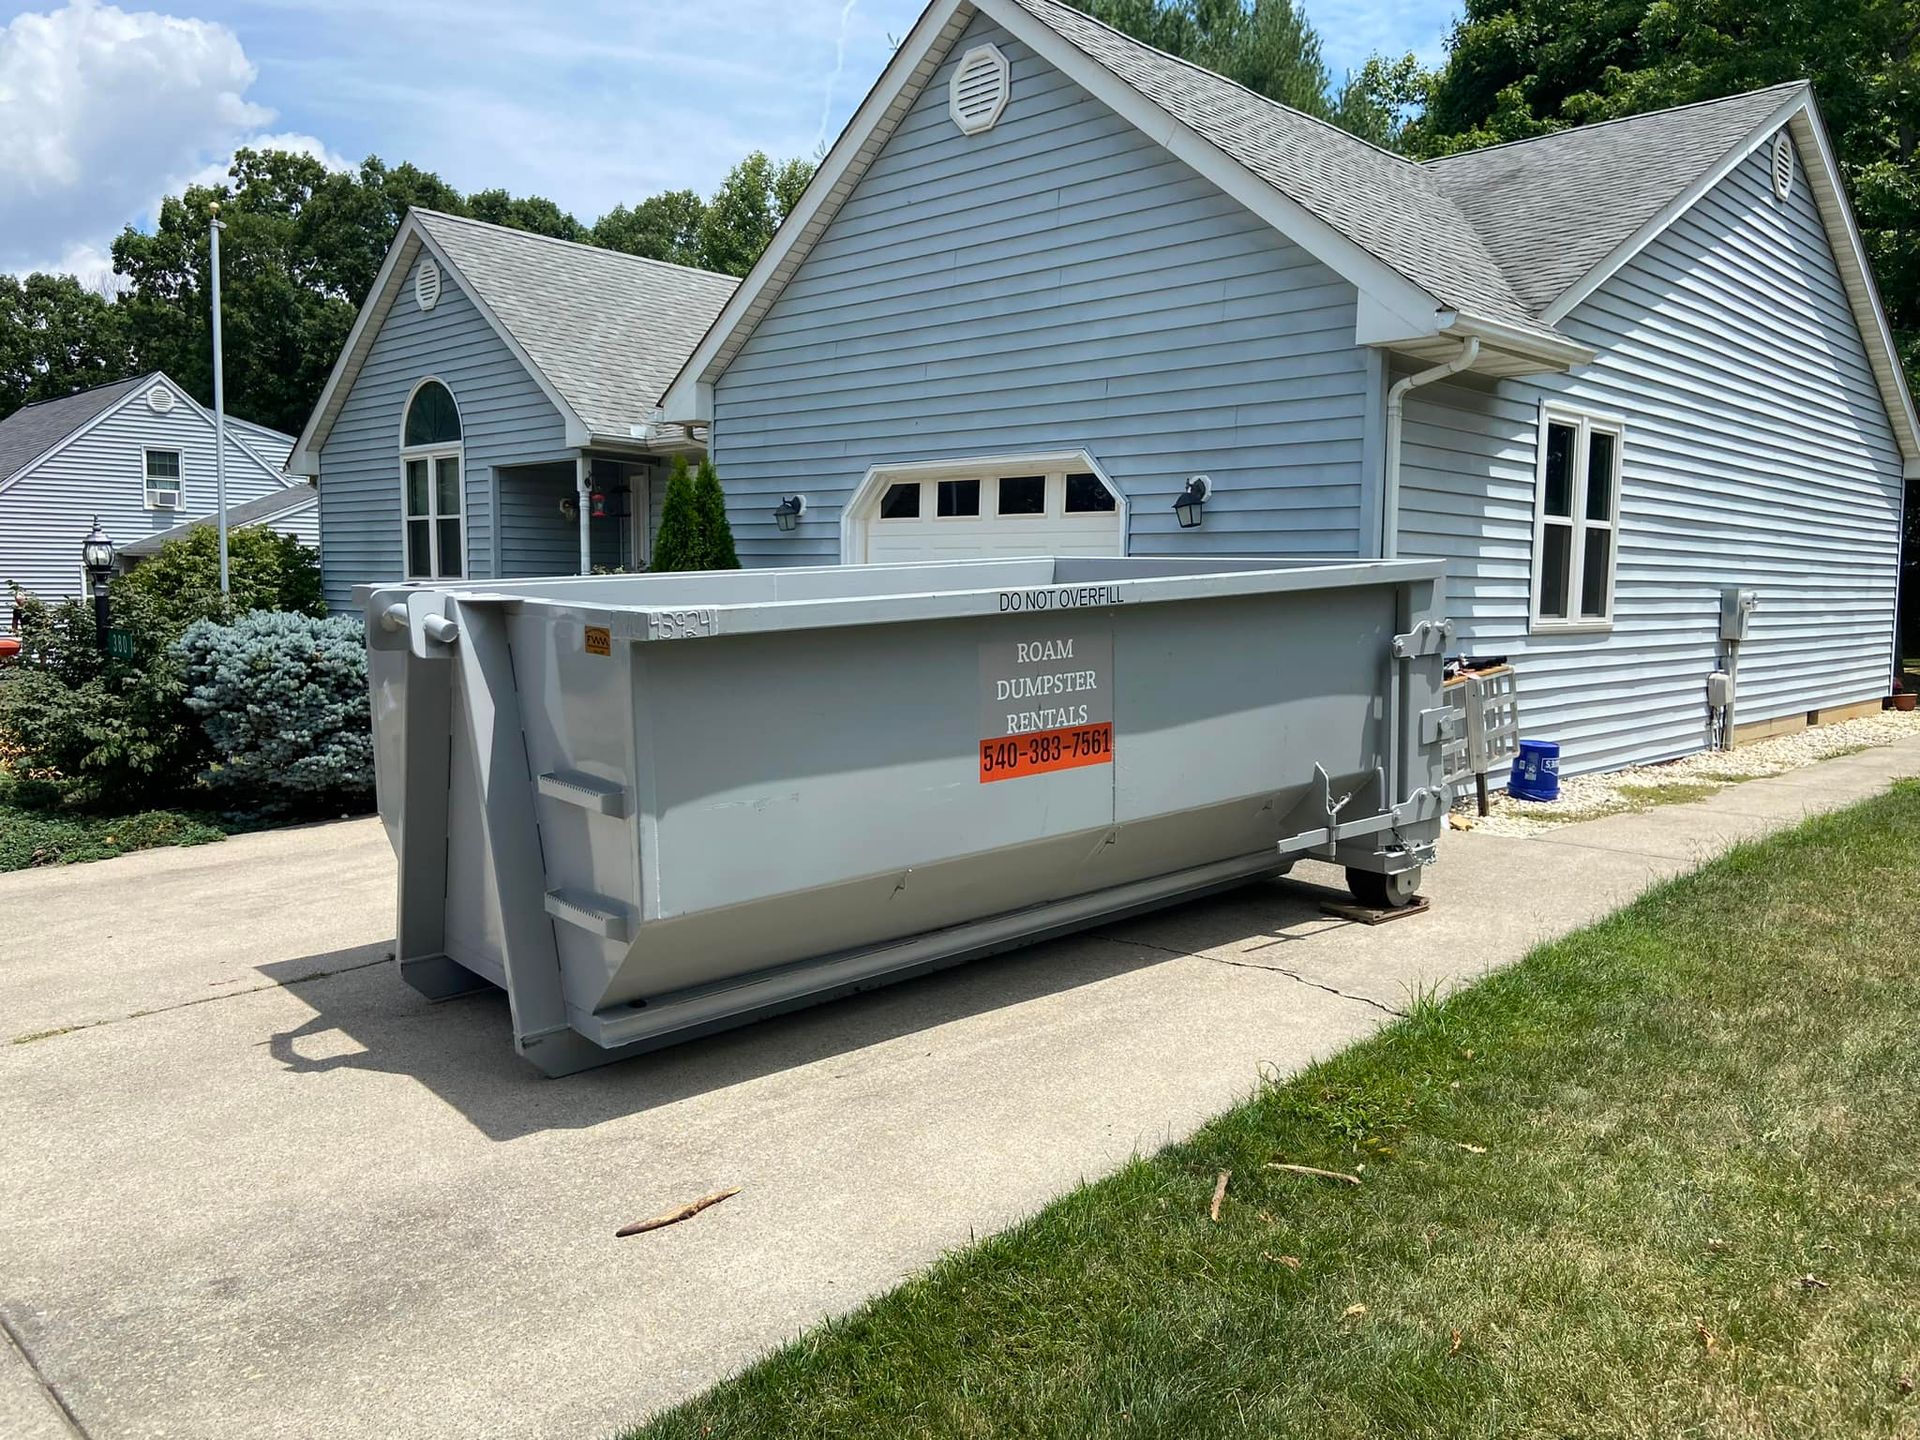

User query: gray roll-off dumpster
[361,557,1453,1075]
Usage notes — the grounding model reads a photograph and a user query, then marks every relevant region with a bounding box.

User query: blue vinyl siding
[1399,138,1905,774]
[0,381,296,618]
[709,13,1369,564]
[316,251,570,609]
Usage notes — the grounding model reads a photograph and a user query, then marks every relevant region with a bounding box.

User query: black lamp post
[81,517,115,652]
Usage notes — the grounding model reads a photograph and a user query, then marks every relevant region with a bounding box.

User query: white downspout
[575,455,592,576]
[1381,337,1480,558]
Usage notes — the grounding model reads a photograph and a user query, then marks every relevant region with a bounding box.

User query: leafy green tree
[0,274,135,418]
[592,189,707,266]
[692,458,741,569]
[113,524,326,653]
[650,456,703,571]
[1068,0,1381,128]
[465,189,586,240]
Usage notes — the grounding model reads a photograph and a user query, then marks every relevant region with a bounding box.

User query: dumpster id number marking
[978,629,1113,783]
[979,722,1113,782]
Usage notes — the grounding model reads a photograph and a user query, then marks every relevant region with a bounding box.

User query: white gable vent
[950,43,1010,135]
[145,384,175,415]
[415,256,442,311]
[1771,130,1794,201]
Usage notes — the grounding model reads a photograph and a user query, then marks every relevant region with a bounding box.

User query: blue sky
[0,0,1460,279]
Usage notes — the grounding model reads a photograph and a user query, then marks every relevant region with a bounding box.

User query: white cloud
[0,0,292,271]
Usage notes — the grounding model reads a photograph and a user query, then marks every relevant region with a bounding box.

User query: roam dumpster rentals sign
[979,630,1113,782]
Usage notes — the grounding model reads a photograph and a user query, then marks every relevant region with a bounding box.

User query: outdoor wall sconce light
[772,495,807,532]
[559,496,578,522]
[1173,475,1211,529]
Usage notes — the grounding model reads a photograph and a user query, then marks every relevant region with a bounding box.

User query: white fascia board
[0,371,165,495]
[1440,310,1595,370]
[1786,103,1920,466]
[289,218,423,475]
[1541,88,1811,327]
[659,0,975,423]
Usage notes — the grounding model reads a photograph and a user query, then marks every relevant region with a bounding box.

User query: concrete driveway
[5,739,1919,1440]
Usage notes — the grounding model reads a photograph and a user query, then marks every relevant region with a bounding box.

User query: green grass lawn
[634,783,1920,1439]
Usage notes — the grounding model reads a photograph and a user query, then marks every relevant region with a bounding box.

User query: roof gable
[292,212,737,472]
[0,371,296,495]
[1425,85,1808,317]
[0,374,152,484]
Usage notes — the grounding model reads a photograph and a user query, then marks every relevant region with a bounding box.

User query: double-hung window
[1531,407,1622,630]
[400,380,463,579]
[144,449,182,509]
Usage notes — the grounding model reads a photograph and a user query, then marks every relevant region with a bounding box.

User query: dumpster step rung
[537,770,629,818]
[545,888,633,942]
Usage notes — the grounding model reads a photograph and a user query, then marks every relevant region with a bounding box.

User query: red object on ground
[0,637,20,661]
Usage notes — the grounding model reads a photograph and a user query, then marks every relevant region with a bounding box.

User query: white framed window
[399,379,465,579]
[1530,406,1623,632]
[144,448,183,509]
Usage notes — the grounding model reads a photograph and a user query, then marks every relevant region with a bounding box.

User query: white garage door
[851,459,1125,564]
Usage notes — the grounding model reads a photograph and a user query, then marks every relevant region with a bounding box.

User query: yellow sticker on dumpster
[978,631,1112,783]
[584,625,611,656]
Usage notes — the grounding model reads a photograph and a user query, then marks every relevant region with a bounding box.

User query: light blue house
[0,372,311,625]
[659,0,1918,774]
[290,211,737,612]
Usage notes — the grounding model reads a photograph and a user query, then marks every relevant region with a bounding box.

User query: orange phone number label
[978,723,1113,783]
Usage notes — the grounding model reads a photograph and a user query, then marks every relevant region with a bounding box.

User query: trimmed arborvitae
[650,455,701,571]
[692,458,741,570]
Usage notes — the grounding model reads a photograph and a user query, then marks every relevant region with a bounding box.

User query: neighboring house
[290,210,739,612]
[659,0,1918,775]
[0,372,308,627]
[116,482,320,566]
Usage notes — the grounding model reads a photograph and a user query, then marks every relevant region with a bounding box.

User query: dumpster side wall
[1396,139,1906,777]
[708,11,1370,569]
[317,251,573,610]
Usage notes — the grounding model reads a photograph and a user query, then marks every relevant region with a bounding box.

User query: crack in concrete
[9,955,391,1048]
[1,1309,87,1438]
[1109,933,1406,1018]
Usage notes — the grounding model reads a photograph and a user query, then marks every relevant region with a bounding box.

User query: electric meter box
[1721,588,1758,643]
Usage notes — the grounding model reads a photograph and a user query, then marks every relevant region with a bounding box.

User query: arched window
[404,380,461,447]
[400,380,464,579]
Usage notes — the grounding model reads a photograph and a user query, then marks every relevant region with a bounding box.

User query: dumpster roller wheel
[1345,866,1423,909]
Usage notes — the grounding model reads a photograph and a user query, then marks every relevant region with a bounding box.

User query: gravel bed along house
[1458,710,1920,836]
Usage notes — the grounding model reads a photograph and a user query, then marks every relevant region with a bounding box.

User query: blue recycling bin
[1510,740,1561,802]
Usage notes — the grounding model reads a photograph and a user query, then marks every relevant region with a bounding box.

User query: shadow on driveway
[254,873,1347,1143]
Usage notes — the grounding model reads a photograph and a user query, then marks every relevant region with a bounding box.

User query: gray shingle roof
[413,211,739,437]
[1007,0,1537,326]
[1006,0,1803,330]
[117,482,317,557]
[1424,83,1807,315]
[0,374,153,484]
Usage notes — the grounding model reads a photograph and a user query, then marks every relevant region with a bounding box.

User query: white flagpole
[210,202,230,595]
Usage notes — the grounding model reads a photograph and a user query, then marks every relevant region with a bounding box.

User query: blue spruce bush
[177,611,373,810]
